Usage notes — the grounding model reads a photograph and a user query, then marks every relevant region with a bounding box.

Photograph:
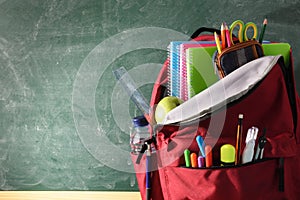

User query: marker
[196,135,206,157]
[220,144,236,166]
[184,149,191,167]
[221,23,226,49]
[205,145,213,167]
[214,32,222,54]
[224,22,231,47]
[242,127,258,164]
[198,156,205,168]
[190,153,198,168]
[235,114,244,165]
[259,18,268,44]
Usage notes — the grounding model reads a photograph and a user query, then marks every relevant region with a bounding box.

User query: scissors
[229,20,258,44]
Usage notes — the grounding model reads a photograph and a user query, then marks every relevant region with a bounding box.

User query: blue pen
[146,143,151,200]
[196,135,206,157]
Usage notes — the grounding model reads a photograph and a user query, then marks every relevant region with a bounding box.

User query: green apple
[155,96,183,124]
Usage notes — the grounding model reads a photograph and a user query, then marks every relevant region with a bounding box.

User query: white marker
[242,127,258,164]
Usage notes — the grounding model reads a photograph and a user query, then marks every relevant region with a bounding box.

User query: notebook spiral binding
[168,41,182,98]
[167,44,171,96]
[179,43,188,101]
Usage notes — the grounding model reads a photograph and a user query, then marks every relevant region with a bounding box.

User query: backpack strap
[190,27,221,39]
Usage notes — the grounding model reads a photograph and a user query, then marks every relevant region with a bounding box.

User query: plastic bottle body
[130,116,150,154]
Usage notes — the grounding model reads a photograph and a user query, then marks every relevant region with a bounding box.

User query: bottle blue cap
[133,116,148,127]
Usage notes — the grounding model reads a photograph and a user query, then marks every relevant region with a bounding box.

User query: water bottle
[130,116,150,154]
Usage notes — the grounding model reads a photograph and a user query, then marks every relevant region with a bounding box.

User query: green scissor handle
[229,20,258,44]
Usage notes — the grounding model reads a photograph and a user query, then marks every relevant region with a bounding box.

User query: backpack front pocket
[159,159,286,200]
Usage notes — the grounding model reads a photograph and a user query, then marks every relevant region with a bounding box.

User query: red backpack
[132,28,300,200]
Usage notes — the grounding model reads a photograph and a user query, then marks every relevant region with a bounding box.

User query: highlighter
[205,145,213,167]
[190,153,198,168]
[184,149,191,167]
[196,135,206,157]
[220,144,236,166]
[198,156,205,168]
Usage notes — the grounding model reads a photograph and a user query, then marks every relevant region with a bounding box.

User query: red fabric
[289,49,300,143]
[160,160,283,200]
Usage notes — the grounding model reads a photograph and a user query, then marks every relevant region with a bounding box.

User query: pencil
[259,18,268,44]
[214,32,222,54]
[221,23,226,49]
[235,114,243,165]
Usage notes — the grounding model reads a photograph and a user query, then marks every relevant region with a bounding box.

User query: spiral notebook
[168,41,183,98]
[169,42,290,100]
[168,41,216,99]
[186,47,219,99]
[179,43,216,101]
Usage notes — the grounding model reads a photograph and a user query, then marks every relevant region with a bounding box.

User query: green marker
[184,149,191,167]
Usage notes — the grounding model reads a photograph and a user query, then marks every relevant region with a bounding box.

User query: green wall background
[0,0,299,191]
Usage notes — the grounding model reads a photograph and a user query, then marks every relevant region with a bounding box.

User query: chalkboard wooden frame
[0,191,141,200]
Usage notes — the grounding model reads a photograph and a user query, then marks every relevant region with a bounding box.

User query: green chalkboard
[0,0,299,191]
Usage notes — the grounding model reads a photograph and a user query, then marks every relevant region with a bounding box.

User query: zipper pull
[136,143,148,164]
[135,137,156,164]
